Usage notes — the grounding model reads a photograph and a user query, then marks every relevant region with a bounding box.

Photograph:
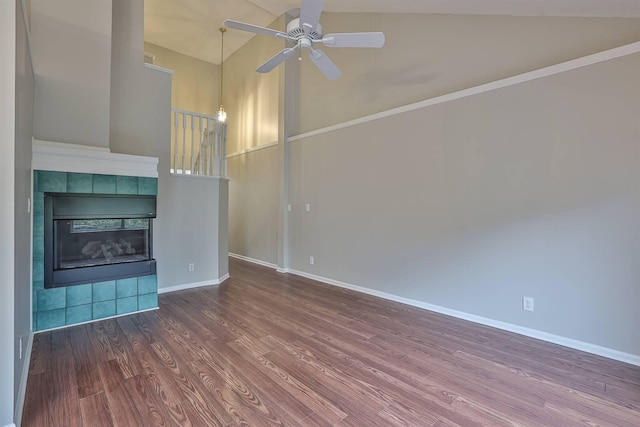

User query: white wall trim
[285,269,640,367]
[3,423,16,427]
[13,332,33,427]
[222,255,640,364]
[226,141,278,159]
[144,63,174,75]
[289,41,640,143]
[229,252,278,269]
[32,139,159,177]
[158,274,229,295]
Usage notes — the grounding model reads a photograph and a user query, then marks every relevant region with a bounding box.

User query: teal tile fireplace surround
[33,170,159,331]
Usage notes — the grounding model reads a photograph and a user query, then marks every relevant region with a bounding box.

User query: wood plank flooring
[23,258,640,426]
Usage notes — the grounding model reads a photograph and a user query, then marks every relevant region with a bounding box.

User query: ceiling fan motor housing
[287,17,323,41]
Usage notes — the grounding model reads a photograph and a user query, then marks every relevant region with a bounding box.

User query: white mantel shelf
[32,139,158,178]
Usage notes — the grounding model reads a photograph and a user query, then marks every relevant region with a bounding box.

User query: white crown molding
[32,139,159,178]
[157,274,230,294]
[289,41,640,144]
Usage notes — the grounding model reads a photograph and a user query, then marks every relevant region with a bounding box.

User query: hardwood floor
[23,258,640,426]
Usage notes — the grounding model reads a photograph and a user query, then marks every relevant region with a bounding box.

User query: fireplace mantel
[32,139,158,177]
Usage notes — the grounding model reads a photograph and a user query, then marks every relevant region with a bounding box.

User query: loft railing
[170,109,227,177]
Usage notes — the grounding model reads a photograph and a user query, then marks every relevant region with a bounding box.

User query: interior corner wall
[224,16,283,155]
[110,0,225,290]
[298,13,640,133]
[224,16,284,265]
[289,52,640,356]
[14,0,34,415]
[143,42,220,118]
[228,147,279,265]
[0,1,17,424]
[218,179,229,277]
[30,0,112,148]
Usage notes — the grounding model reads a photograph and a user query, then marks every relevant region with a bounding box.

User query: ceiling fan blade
[257,47,297,73]
[224,19,288,39]
[309,49,342,80]
[300,0,324,34]
[322,32,386,48]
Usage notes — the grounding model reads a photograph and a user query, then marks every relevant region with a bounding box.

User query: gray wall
[1,1,17,424]
[154,176,225,286]
[227,12,640,356]
[228,147,279,264]
[224,16,283,155]
[109,0,227,289]
[143,42,220,118]
[299,13,640,133]
[224,17,283,265]
[289,52,640,355]
[14,0,34,416]
[218,179,229,276]
[30,0,112,148]
[228,12,640,271]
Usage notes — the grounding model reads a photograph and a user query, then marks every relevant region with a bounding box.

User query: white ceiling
[144,0,640,65]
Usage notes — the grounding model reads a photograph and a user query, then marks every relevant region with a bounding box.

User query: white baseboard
[13,332,33,427]
[158,274,229,295]
[227,254,640,366]
[229,253,278,269]
[4,423,16,427]
[286,269,640,367]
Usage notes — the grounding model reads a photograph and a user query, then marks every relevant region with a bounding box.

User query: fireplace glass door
[55,218,151,269]
[44,193,157,288]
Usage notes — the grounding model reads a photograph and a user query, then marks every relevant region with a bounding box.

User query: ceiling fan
[223,0,385,80]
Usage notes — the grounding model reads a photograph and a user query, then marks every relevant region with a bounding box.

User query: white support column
[276,12,299,273]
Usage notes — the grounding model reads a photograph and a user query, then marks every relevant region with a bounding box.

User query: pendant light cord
[219,27,226,109]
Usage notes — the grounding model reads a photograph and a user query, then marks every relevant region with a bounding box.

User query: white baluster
[190,114,195,174]
[173,111,178,173]
[198,117,203,175]
[181,113,187,174]
[208,118,214,176]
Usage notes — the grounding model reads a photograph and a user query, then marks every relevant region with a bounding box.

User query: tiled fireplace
[32,142,160,331]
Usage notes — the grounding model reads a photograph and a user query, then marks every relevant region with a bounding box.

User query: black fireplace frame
[44,193,157,288]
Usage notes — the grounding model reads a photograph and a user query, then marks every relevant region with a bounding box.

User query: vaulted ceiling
[144,0,640,64]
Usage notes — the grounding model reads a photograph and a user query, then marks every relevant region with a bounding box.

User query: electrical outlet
[19,336,23,360]
[305,203,311,212]
[27,198,31,214]
[188,263,195,272]
[309,256,314,265]
[523,297,534,312]
[287,204,292,212]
